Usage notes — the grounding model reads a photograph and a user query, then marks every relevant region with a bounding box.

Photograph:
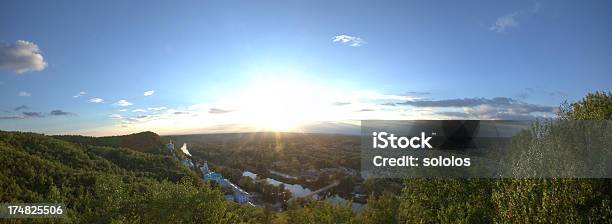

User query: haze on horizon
[1,0,611,136]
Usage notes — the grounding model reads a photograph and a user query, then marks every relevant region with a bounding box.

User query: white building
[182,159,195,168]
[233,187,250,204]
[166,140,177,159]
[226,181,250,204]
[204,172,224,182]
[200,162,210,175]
[201,166,250,204]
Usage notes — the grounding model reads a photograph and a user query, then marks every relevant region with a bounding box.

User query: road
[295,180,340,199]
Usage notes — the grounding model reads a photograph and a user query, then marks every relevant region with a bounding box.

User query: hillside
[54,131,166,155]
[0,130,262,223]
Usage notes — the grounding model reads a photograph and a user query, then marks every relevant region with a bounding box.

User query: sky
[1,0,611,136]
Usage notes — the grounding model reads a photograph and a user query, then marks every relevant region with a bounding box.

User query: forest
[0,91,610,223]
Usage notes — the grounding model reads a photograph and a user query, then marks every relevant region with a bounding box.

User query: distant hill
[168,131,358,142]
[54,131,166,155]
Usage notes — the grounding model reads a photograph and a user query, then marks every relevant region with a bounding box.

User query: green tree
[284,200,356,224]
[558,91,612,120]
[398,178,493,224]
[492,91,612,223]
[0,131,264,223]
[359,191,399,224]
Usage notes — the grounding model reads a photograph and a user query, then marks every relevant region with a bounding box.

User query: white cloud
[114,99,133,107]
[18,91,31,97]
[118,109,127,112]
[490,2,541,32]
[490,13,519,32]
[132,109,147,113]
[0,40,48,74]
[109,114,123,120]
[73,91,87,98]
[353,90,418,101]
[89,98,104,103]
[332,35,366,47]
[148,106,167,111]
[144,90,155,96]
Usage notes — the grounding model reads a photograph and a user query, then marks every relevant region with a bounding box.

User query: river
[242,171,364,211]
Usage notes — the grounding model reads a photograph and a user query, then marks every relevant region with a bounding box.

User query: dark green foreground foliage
[393,92,612,224]
[491,92,612,224]
[0,131,264,223]
[0,91,610,223]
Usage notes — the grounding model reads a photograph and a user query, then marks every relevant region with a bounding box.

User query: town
[164,133,376,212]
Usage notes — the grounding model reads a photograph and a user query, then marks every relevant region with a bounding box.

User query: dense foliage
[392,91,612,224]
[54,131,166,155]
[87,145,200,182]
[0,131,262,223]
[558,91,612,120]
[492,91,611,223]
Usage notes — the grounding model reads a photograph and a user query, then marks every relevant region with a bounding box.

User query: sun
[226,77,337,132]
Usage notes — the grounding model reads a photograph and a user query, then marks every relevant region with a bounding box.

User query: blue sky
[1,0,611,135]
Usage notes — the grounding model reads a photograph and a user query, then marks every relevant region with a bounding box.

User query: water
[326,194,364,212]
[242,171,313,197]
[242,171,364,212]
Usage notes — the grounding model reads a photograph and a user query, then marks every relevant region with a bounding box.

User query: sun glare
[235,78,334,132]
[201,75,344,132]
[114,75,412,135]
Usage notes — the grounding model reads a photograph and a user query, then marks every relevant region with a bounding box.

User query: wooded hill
[0,131,264,223]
